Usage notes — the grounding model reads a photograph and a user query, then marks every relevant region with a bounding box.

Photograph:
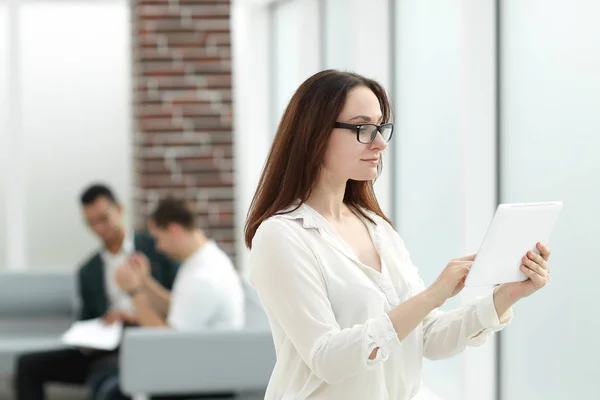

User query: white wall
[459,2,498,400]
[2,1,132,271]
[324,0,393,217]
[272,0,321,136]
[0,5,8,270]
[231,0,272,277]
[394,1,464,398]
[233,0,322,277]
[500,1,600,398]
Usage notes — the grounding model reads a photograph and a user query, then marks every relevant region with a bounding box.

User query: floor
[0,377,84,399]
[0,377,265,400]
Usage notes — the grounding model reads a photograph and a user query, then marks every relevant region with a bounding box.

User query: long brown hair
[244,69,393,248]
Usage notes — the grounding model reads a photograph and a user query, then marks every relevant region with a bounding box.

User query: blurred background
[0,0,599,399]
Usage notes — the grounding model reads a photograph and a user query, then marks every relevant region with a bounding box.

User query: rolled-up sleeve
[421,290,513,360]
[249,219,400,384]
[365,314,400,364]
[384,224,513,361]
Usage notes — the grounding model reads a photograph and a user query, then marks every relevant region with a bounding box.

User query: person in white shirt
[112,197,245,331]
[95,198,245,400]
[245,69,552,400]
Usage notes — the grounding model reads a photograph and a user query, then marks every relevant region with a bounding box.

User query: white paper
[465,201,563,287]
[61,318,123,350]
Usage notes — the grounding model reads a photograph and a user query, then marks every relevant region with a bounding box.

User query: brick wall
[131,0,235,258]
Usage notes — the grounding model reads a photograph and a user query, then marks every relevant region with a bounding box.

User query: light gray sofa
[120,289,275,399]
[0,273,276,399]
[0,272,76,377]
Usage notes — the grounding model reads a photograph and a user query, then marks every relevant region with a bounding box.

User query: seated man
[14,184,179,400]
[115,197,245,330]
[96,197,244,399]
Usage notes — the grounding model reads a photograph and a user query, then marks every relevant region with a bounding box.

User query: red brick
[138,19,230,34]
[190,89,232,102]
[135,131,232,146]
[190,10,230,20]
[134,94,165,105]
[139,118,185,133]
[137,21,187,35]
[179,104,227,117]
[167,94,212,105]
[137,5,230,19]
[193,19,230,31]
[134,105,174,119]
[137,35,161,49]
[135,49,175,63]
[134,187,233,202]
[136,7,182,19]
[135,145,233,160]
[161,32,207,47]
[139,172,233,189]
[161,90,232,104]
[137,1,229,4]
[139,63,187,77]
[180,158,233,173]
[205,33,231,46]
[180,0,231,4]
[132,0,234,258]
[173,48,225,61]
[157,77,203,91]
[205,74,231,89]
[190,117,231,130]
[136,160,170,175]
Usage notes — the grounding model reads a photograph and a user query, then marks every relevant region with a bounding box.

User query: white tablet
[465,201,563,287]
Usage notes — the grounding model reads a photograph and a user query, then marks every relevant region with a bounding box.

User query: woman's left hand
[498,242,551,300]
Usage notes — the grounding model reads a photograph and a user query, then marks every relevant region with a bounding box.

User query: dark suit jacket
[76,231,179,320]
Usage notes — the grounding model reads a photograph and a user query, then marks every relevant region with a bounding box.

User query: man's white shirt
[167,240,245,331]
[101,231,135,313]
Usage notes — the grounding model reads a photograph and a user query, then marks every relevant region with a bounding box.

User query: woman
[245,70,551,399]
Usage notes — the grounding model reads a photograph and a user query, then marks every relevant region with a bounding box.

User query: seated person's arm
[116,261,220,329]
[131,252,172,317]
[103,309,138,326]
[115,262,167,327]
[142,276,172,317]
[130,289,168,327]
[133,278,220,329]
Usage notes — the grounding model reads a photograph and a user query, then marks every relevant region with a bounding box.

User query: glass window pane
[0,5,8,270]
[394,2,463,399]
[20,2,132,270]
[500,2,600,399]
[272,0,320,135]
[324,0,353,68]
[324,0,393,215]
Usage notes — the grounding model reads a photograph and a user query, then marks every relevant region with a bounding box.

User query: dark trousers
[87,354,128,400]
[93,369,235,400]
[93,370,235,400]
[14,348,119,400]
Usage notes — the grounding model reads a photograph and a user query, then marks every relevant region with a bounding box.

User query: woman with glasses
[245,70,551,399]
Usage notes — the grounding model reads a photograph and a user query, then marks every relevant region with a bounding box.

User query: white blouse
[248,203,513,400]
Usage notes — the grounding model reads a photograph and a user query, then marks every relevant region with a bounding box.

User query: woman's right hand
[427,255,475,307]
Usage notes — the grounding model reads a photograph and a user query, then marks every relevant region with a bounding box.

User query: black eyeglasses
[334,122,394,144]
